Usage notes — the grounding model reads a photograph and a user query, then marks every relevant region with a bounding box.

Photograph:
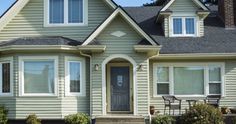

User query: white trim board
[101,54,138,115]
[161,0,209,12]
[82,7,158,46]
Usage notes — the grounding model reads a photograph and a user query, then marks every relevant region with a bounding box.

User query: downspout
[79,51,92,117]
[147,50,160,124]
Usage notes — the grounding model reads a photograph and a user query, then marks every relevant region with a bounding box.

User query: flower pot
[221,107,229,114]
[150,106,155,115]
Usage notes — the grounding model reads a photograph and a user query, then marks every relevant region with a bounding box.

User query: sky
[0,0,151,16]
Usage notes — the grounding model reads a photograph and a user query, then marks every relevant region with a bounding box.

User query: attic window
[44,0,87,26]
[172,17,196,37]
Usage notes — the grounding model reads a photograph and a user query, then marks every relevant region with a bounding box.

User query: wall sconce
[137,64,143,71]
[94,64,99,71]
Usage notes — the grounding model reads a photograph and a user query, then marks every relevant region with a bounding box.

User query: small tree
[0,106,8,124]
[26,114,41,124]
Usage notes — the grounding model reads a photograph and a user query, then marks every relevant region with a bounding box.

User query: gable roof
[0,0,117,31]
[161,0,209,12]
[124,6,236,54]
[82,7,159,46]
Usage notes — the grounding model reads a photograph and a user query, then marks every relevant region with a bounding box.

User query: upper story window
[44,0,88,26]
[172,17,196,37]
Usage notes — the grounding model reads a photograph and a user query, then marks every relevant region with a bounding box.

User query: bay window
[0,61,12,96]
[45,0,87,26]
[19,56,58,96]
[65,57,85,96]
[154,63,224,97]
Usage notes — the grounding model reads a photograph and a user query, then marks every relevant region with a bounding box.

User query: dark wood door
[110,66,130,111]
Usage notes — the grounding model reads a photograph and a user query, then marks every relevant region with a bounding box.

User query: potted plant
[150,106,155,115]
[221,107,230,114]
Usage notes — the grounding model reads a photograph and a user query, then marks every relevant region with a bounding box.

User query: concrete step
[95,115,145,124]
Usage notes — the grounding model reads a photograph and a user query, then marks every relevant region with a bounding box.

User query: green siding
[0,54,90,119]
[149,60,236,113]
[0,0,112,41]
[91,15,149,116]
[169,0,198,13]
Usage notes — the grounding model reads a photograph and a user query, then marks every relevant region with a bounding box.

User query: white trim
[0,57,14,97]
[82,8,157,46]
[0,0,30,31]
[104,0,116,9]
[102,54,137,115]
[19,56,58,96]
[44,0,88,27]
[65,56,86,97]
[170,16,197,37]
[161,0,208,12]
[153,62,225,98]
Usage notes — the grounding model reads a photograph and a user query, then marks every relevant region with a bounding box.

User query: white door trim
[102,54,137,115]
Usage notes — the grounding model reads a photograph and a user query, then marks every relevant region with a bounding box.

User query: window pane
[174,67,204,95]
[24,61,54,93]
[157,84,169,95]
[69,62,81,92]
[157,67,169,82]
[49,0,64,23]
[185,18,195,34]
[209,67,221,81]
[69,0,83,23]
[2,63,10,93]
[173,18,182,34]
[209,83,221,94]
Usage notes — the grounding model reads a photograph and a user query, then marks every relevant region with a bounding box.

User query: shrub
[151,115,175,124]
[26,114,41,124]
[0,106,8,124]
[65,113,90,124]
[180,104,224,124]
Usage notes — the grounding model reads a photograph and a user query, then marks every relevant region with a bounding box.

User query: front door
[110,66,130,112]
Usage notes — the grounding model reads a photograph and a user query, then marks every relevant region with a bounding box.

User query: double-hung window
[154,63,224,97]
[19,56,58,96]
[65,57,85,96]
[0,60,12,96]
[172,17,196,36]
[45,0,87,26]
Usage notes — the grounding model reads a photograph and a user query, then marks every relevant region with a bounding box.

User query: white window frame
[171,16,197,37]
[154,67,171,95]
[44,0,88,27]
[153,62,225,98]
[19,56,58,96]
[65,56,86,97]
[0,57,13,97]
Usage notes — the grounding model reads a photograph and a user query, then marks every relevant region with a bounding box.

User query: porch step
[95,115,145,124]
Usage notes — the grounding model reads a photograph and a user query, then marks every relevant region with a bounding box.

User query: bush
[26,114,41,124]
[180,104,224,124]
[0,106,8,124]
[65,113,90,124]
[151,115,174,124]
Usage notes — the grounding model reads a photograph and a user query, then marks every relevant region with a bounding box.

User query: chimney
[218,0,235,29]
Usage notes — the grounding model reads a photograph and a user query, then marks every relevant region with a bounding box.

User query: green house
[0,0,236,123]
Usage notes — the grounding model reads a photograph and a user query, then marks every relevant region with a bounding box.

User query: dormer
[157,0,210,37]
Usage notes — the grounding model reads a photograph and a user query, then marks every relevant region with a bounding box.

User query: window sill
[44,23,88,27]
[20,93,58,97]
[65,93,85,97]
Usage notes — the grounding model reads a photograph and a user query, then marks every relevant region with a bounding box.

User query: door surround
[102,54,137,115]
[106,63,133,113]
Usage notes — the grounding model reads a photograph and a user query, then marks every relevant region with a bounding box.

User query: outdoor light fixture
[138,64,143,71]
[95,64,99,71]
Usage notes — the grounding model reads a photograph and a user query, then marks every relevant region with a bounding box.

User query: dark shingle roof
[0,36,82,46]
[124,6,236,54]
